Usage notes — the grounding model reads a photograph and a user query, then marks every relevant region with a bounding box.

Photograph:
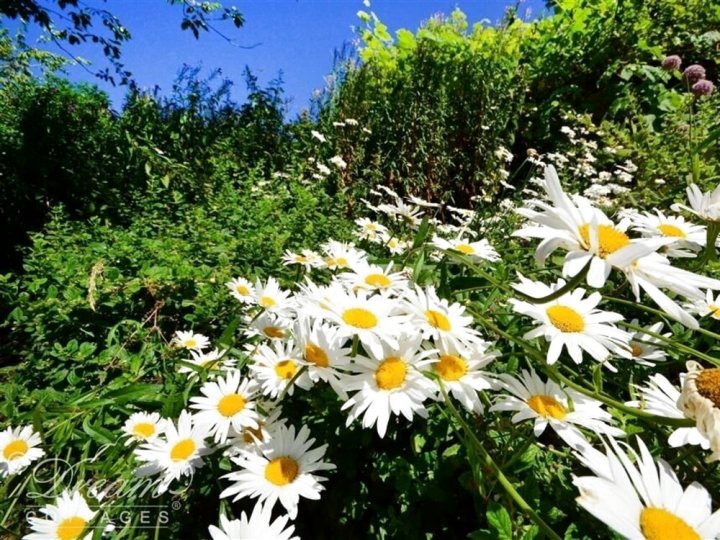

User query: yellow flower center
[56,516,88,540]
[709,305,720,319]
[304,343,329,368]
[336,257,349,268]
[236,285,250,296]
[132,422,156,439]
[696,369,720,409]
[454,243,475,255]
[546,305,585,333]
[630,344,644,357]
[170,438,196,462]
[578,223,631,258]
[639,507,700,540]
[342,307,378,329]
[295,255,308,263]
[243,425,264,444]
[3,439,29,460]
[434,354,468,381]
[425,310,451,331]
[265,456,299,486]
[657,224,686,238]
[217,393,246,417]
[184,338,197,349]
[365,273,391,288]
[263,326,285,339]
[275,359,297,380]
[375,356,407,390]
[527,395,567,420]
[259,296,276,308]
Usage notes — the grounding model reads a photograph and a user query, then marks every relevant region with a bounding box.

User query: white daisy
[379,233,411,255]
[0,425,44,477]
[625,373,709,449]
[354,217,388,241]
[190,371,260,444]
[121,412,166,446]
[337,261,409,295]
[208,504,298,540]
[225,406,286,457]
[134,410,213,494]
[293,278,346,322]
[324,289,405,360]
[626,320,669,366]
[377,199,424,228]
[24,489,97,540]
[509,275,631,368]
[630,210,705,257]
[678,361,720,462]
[244,312,292,341]
[402,285,482,350]
[431,235,500,262]
[294,321,352,398]
[574,436,720,539]
[226,277,256,304]
[321,240,366,271]
[220,424,335,519]
[686,290,720,321]
[178,348,236,378]
[429,340,498,414]
[672,183,720,222]
[173,330,210,351]
[282,249,322,271]
[254,277,293,317]
[249,340,313,399]
[341,334,437,438]
[491,369,623,449]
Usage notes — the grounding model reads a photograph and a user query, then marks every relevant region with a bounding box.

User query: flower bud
[683,64,706,84]
[661,55,681,71]
[692,79,715,97]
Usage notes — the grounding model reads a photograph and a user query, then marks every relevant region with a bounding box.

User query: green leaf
[486,502,513,540]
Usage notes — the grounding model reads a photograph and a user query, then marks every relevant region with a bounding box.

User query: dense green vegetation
[1,0,720,538]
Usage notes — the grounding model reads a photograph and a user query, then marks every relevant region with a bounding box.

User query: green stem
[512,258,592,304]
[277,365,308,402]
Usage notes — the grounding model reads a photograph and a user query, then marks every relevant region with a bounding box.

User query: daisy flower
[626,320,669,366]
[208,504,298,540]
[574,436,720,539]
[220,424,335,519]
[509,275,631,368]
[0,425,44,477]
[678,361,720,462]
[121,412,166,446]
[337,261,409,295]
[254,277,293,317]
[341,334,437,438]
[354,217,388,241]
[225,406,286,457]
[173,330,210,351]
[294,321,352,398]
[625,373,709,449]
[226,277,256,304]
[282,249,322,271]
[431,235,500,262]
[402,285,482,350]
[490,369,623,449]
[24,489,97,540]
[429,340,498,413]
[178,348,236,378]
[321,240,366,271]
[244,312,292,341]
[686,290,720,321]
[134,410,213,494]
[379,233,410,255]
[190,371,260,444]
[377,199,424,228]
[629,210,705,257]
[293,279,346,322]
[672,183,720,222]
[249,340,313,399]
[324,289,405,360]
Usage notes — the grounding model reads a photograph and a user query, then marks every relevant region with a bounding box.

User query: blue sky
[6,0,548,117]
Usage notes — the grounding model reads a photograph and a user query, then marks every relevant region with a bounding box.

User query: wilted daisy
[24,489,97,540]
[190,371,260,443]
[341,334,437,438]
[402,285,481,350]
[0,425,44,477]
[491,369,623,449]
[249,340,312,399]
[178,348,236,378]
[121,412,166,446]
[134,410,213,494]
[337,261,409,294]
[574,436,720,539]
[208,505,298,540]
[226,277,256,304]
[430,340,498,413]
[630,210,705,257]
[221,424,335,519]
[625,373,708,449]
[686,290,720,321]
[431,235,500,262]
[509,275,631,368]
[626,320,668,366]
[678,361,720,461]
[173,330,210,351]
[254,277,293,317]
[672,183,720,222]
[294,321,352,398]
[324,289,405,359]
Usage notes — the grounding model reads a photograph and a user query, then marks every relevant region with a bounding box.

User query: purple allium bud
[683,64,706,84]
[692,79,715,97]
[661,55,681,71]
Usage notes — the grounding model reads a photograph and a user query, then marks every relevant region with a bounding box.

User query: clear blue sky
[6,0,548,117]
